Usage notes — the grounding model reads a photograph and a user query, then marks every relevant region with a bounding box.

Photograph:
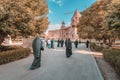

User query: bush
[90,43,104,52]
[0,46,23,52]
[90,43,120,76]
[0,47,31,65]
[103,48,120,76]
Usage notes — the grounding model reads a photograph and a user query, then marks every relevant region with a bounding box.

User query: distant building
[47,9,81,41]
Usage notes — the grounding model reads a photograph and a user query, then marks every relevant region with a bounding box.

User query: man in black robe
[86,40,90,48]
[74,39,79,48]
[30,36,44,70]
[65,38,72,58]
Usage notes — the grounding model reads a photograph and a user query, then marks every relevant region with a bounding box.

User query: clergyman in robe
[86,40,90,48]
[65,38,72,58]
[74,39,79,48]
[30,35,44,70]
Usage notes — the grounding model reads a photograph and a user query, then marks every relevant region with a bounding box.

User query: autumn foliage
[77,0,120,46]
[0,0,49,45]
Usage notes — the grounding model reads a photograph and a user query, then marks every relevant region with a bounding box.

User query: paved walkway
[0,43,103,80]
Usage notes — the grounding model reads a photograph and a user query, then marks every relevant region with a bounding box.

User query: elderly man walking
[30,35,44,70]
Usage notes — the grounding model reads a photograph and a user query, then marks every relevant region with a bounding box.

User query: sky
[46,0,96,32]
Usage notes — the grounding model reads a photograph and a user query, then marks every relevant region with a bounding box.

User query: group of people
[57,39,64,47]
[46,39,55,49]
[45,38,64,49]
[30,35,89,70]
[46,38,81,49]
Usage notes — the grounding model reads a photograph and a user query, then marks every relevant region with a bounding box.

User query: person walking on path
[30,35,44,70]
[51,39,55,49]
[86,40,90,48]
[57,39,60,47]
[74,39,79,48]
[46,39,48,47]
[65,38,72,58]
[61,39,64,47]
[47,39,51,49]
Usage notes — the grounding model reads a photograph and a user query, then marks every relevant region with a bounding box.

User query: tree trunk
[105,37,117,47]
[108,39,112,47]
[103,38,107,45]
[111,38,116,45]
[0,34,6,46]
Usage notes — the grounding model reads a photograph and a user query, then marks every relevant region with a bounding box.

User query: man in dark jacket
[61,39,64,47]
[30,35,44,70]
[74,39,79,48]
[57,39,60,47]
[65,38,72,58]
[51,39,55,49]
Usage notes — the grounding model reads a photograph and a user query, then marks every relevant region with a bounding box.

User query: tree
[102,0,120,40]
[77,0,120,46]
[77,0,112,42]
[0,0,49,45]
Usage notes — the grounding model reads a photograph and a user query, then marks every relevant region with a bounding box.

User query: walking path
[0,43,103,80]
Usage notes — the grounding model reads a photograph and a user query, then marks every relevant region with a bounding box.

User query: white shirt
[47,40,51,44]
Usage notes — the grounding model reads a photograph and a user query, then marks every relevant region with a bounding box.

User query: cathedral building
[47,9,81,41]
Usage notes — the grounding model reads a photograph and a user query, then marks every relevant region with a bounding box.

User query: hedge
[90,43,105,52]
[103,48,120,76]
[0,46,23,52]
[0,47,31,65]
[90,43,120,76]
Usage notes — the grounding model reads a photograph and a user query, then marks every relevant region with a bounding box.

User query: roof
[72,9,81,19]
[48,26,71,32]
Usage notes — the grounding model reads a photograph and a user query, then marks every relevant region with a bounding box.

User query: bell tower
[61,21,65,29]
[71,9,81,27]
